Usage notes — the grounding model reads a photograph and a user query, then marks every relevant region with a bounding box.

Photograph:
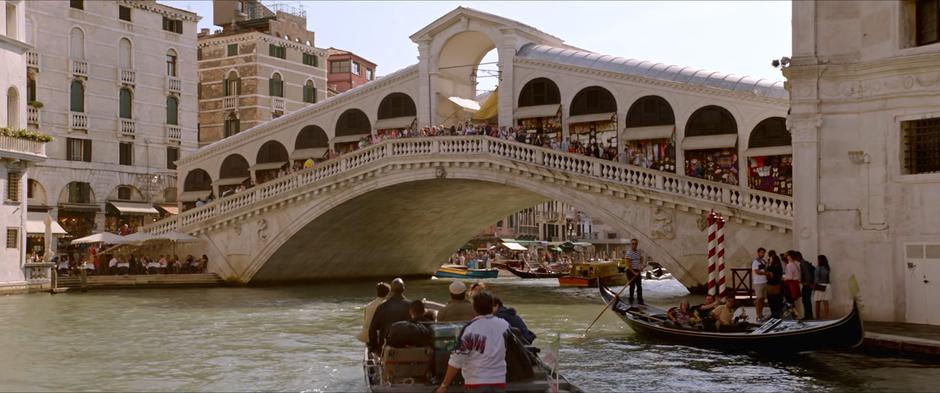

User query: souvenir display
[624,138,676,172]
[684,148,739,185]
[748,154,793,196]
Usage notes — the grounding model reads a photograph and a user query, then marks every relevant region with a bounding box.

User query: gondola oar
[581,273,639,337]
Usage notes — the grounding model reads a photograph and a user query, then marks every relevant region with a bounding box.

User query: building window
[119,38,133,69]
[69,27,85,59]
[902,117,940,174]
[917,0,940,46]
[166,50,178,77]
[67,138,92,162]
[27,78,36,103]
[166,147,179,170]
[366,68,374,81]
[197,48,202,61]
[303,53,318,67]
[162,16,183,34]
[166,96,179,125]
[70,0,83,10]
[269,44,286,59]
[119,88,132,119]
[70,80,84,112]
[119,142,133,166]
[224,72,241,96]
[352,62,361,75]
[6,3,17,39]
[119,5,131,21]
[303,80,316,103]
[6,172,20,202]
[6,228,17,249]
[197,83,202,99]
[117,186,132,200]
[227,43,238,56]
[68,182,92,204]
[269,73,283,97]
[224,116,240,138]
[330,60,350,73]
[6,87,18,128]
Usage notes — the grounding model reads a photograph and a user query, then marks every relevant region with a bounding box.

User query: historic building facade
[326,47,376,96]
[197,0,327,146]
[25,0,199,254]
[787,0,940,324]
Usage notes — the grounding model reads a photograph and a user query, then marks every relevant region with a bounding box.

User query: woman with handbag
[813,255,832,319]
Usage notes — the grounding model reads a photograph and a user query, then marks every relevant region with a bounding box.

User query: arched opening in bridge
[746,117,791,196]
[435,31,498,126]
[333,109,371,154]
[515,77,562,143]
[293,125,328,164]
[255,141,289,184]
[569,86,618,151]
[105,185,155,233]
[375,93,417,139]
[217,154,250,196]
[683,105,738,185]
[57,181,96,239]
[181,169,212,210]
[624,95,676,173]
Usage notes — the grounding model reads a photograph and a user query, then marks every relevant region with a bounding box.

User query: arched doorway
[57,181,97,239]
[515,77,562,144]
[293,125,328,164]
[683,105,738,185]
[333,109,371,154]
[217,154,250,196]
[181,169,212,210]
[254,140,289,183]
[746,117,791,196]
[569,86,618,155]
[623,95,676,172]
[105,185,157,234]
[435,31,499,126]
[374,93,417,139]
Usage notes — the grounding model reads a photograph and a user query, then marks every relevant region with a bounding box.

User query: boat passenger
[386,300,434,348]
[436,291,510,393]
[493,297,537,344]
[356,282,390,343]
[438,281,475,322]
[689,295,718,330]
[368,278,411,353]
[712,297,746,332]
[667,300,692,327]
[469,281,486,299]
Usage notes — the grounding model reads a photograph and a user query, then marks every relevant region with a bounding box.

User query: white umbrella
[70,232,128,245]
[121,231,156,245]
[152,231,199,243]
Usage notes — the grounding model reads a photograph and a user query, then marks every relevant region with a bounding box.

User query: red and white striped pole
[706,211,717,297]
[716,215,727,296]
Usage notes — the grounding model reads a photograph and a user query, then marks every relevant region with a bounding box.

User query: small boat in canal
[434,264,500,279]
[506,265,566,279]
[598,284,865,352]
[558,261,627,288]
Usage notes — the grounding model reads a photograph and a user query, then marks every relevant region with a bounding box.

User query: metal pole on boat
[581,274,639,337]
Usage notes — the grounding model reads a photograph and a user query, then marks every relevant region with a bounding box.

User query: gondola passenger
[667,300,692,327]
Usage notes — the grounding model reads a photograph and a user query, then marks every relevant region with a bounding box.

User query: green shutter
[70,81,84,112]
[269,78,274,96]
[82,139,92,162]
[120,89,132,119]
[228,43,238,56]
[166,96,178,125]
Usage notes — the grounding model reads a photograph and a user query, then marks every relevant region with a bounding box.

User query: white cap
[449,280,467,295]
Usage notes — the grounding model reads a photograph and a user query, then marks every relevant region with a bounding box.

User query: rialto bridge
[153,7,794,289]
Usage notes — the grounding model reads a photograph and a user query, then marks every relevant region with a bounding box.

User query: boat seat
[381,345,433,384]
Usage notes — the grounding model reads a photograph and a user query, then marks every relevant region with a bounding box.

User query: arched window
[295,125,328,149]
[748,117,790,148]
[256,140,289,164]
[685,106,737,137]
[119,38,133,69]
[224,112,239,138]
[518,77,561,107]
[224,70,241,96]
[377,93,417,120]
[183,169,212,191]
[66,182,93,204]
[335,109,371,137]
[682,106,739,185]
[119,88,132,119]
[219,154,250,179]
[569,86,616,116]
[269,72,283,97]
[166,96,178,125]
[746,117,792,196]
[70,80,84,112]
[623,96,676,173]
[7,87,18,128]
[625,96,675,128]
[303,80,316,103]
[69,27,84,59]
[166,49,178,77]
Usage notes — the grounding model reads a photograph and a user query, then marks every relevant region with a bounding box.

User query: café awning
[501,242,528,251]
[26,212,68,235]
[514,104,560,120]
[290,148,327,160]
[448,96,481,113]
[157,204,178,215]
[108,201,160,215]
[178,190,212,202]
[374,116,416,130]
[622,125,675,141]
[745,145,792,157]
[250,162,287,171]
[332,134,368,144]
[214,177,249,187]
[567,112,615,124]
[681,134,738,150]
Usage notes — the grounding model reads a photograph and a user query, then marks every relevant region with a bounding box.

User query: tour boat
[598,284,865,352]
[506,265,566,279]
[557,261,627,287]
[434,264,499,279]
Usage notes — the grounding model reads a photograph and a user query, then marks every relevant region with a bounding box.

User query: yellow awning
[472,88,498,122]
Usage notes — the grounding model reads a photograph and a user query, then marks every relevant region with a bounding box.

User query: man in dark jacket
[794,251,816,320]
[386,300,434,348]
[493,297,536,344]
[368,278,410,352]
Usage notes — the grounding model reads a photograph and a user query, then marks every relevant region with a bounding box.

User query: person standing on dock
[751,247,769,321]
[624,238,645,305]
[367,278,410,353]
[357,282,390,343]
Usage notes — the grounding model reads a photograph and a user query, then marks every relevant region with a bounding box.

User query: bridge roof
[516,43,788,100]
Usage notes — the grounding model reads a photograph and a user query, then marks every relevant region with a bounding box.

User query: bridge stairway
[55,273,223,290]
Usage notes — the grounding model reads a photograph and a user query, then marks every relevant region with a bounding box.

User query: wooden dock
[54,273,223,291]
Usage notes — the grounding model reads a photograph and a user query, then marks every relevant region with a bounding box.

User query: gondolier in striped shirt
[623,238,645,305]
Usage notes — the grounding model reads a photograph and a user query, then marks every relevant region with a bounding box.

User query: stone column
[496,30,517,130]
[416,40,433,128]
[789,115,821,260]
[94,205,107,233]
[48,207,58,258]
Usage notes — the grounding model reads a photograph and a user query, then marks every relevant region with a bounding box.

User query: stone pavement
[864,321,940,357]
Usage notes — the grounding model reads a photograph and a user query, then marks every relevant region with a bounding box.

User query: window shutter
[223,78,229,96]
[83,139,92,162]
[269,78,274,96]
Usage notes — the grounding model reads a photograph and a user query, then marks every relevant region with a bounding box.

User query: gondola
[506,265,566,279]
[598,284,864,352]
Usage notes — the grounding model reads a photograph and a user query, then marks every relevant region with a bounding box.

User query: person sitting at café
[667,300,693,327]
[146,258,161,274]
[386,300,434,348]
[437,281,475,322]
[183,255,195,273]
[493,296,536,344]
[117,257,130,275]
[108,256,119,275]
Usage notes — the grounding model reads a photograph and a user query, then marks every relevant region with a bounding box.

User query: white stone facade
[787,0,940,324]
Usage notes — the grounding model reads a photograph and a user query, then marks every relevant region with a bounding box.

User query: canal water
[1,278,938,392]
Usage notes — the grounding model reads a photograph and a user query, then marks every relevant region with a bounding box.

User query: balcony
[71,59,88,77]
[119,68,135,85]
[26,51,39,70]
[271,96,286,113]
[27,107,39,126]
[0,135,46,158]
[119,119,135,137]
[166,125,181,142]
[167,76,181,93]
[222,96,239,110]
[69,112,88,131]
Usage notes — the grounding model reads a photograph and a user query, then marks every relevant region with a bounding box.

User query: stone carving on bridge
[697,213,709,231]
[650,207,675,240]
[435,166,447,179]
[257,219,269,242]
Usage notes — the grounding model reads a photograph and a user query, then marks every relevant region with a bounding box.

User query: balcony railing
[271,96,286,113]
[119,119,135,136]
[119,68,135,85]
[69,112,88,130]
[0,135,46,157]
[222,96,239,110]
[167,76,181,93]
[26,51,39,69]
[71,59,88,77]
[27,107,39,126]
[166,125,181,142]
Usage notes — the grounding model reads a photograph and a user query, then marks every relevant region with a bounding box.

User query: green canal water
[0,278,938,392]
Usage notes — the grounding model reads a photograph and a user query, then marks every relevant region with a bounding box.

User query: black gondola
[598,284,864,352]
[506,265,566,279]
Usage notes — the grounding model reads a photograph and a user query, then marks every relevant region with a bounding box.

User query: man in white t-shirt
[436,291,510,393]
[751,247,769,321]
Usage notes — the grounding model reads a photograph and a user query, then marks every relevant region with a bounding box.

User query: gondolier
[623,239,645,305]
